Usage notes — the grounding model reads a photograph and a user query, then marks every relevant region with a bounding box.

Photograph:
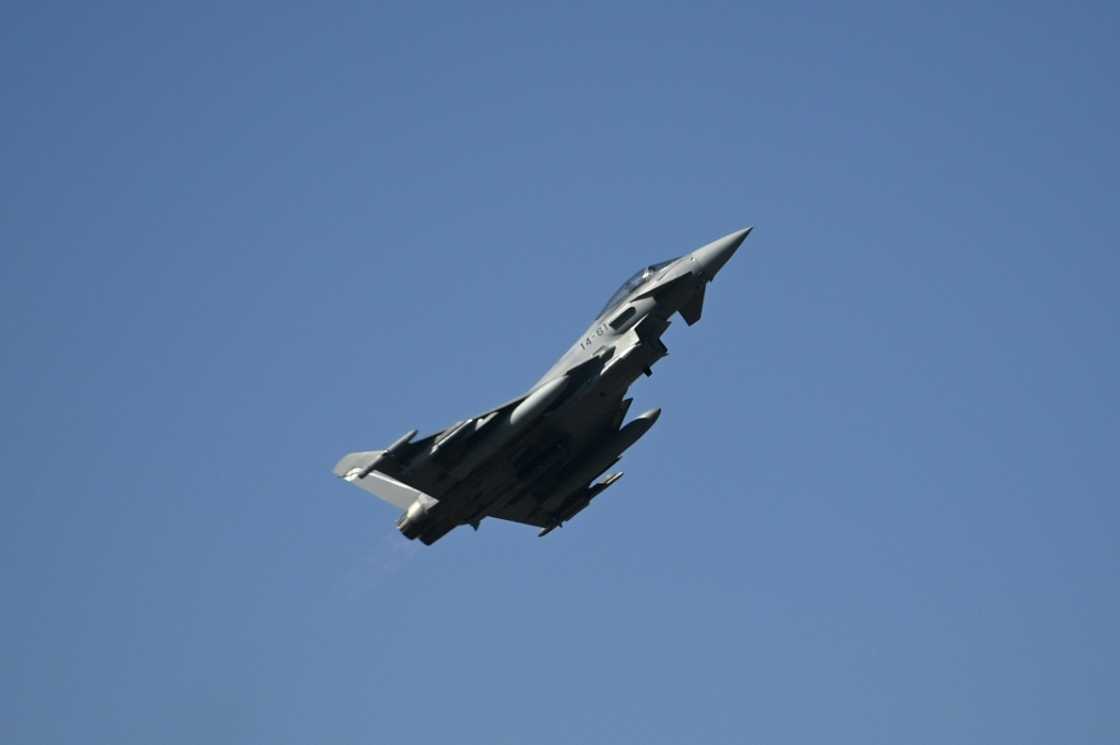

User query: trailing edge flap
[333,451,432,510]
[679,284,705,326]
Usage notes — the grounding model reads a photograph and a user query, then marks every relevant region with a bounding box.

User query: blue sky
[3,2,1117,743]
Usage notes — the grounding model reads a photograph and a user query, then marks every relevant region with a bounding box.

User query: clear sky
[3,2,1117,743]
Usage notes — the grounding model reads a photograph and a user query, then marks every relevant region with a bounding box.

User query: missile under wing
[333,226,752,544]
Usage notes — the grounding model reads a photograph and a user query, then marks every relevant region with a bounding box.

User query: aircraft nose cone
[691,226,752,280]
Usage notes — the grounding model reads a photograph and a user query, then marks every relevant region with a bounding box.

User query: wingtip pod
[356,428,418,479]
[600,471,624,487]
[391,428,420,450]
[537,471,626,538]
[334,450,379,480]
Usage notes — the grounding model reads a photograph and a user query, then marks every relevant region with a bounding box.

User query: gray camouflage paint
[333,226,752,544]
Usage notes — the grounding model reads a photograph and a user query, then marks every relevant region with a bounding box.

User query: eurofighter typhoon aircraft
[333,227,752,544]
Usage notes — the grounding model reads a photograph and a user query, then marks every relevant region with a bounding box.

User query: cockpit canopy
[597,258,677,318]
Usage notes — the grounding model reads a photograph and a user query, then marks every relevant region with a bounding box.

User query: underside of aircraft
[333,226,752,544]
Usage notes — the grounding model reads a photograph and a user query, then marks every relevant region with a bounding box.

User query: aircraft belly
[435,387,624,527]
[334,226,752,543]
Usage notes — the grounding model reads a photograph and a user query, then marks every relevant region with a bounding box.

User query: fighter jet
[333,226,752,544]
